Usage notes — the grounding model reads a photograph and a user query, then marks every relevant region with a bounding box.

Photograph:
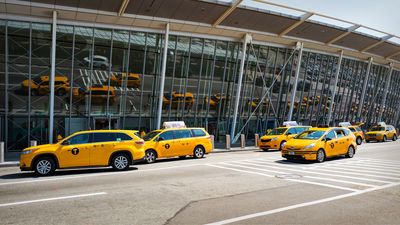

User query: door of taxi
[173,129,193,156]
[156,131,178,158]
[324,130,338,157]
[335,129,349,155]
[57,133,91,168]
[90,132,117,166]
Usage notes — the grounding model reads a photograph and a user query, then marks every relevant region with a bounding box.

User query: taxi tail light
[135,140,145,145]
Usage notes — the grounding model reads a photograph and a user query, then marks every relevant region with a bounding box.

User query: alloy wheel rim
[195,148,203,157]
[147,152,155,162]
[37,160,51,174]
[115,156,128,169]
[348,147,354,157]
[317,151,324,162]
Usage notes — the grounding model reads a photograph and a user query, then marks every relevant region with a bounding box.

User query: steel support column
[327,50,343,126]
[357,57,373,119]
[378,64,393,121]
[49,11,57,143]
[156,23,169,129]
[287,42,303,121]
[231,33,251,142]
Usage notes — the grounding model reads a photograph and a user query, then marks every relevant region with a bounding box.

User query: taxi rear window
[191,129,206,137]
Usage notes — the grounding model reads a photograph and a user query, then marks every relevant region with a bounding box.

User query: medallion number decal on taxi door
[330,143,334,149]
[165,144,170,149]
[71,148,80,155]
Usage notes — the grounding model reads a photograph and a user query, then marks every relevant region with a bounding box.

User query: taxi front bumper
[281,150,317,161]
[258,140,280,149]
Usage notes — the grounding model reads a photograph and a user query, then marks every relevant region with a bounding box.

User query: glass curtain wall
[1,18,400,151]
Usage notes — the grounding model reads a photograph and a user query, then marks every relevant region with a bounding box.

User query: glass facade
[1,19,399,152]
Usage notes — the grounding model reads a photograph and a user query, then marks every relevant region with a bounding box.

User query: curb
[0,161,19,168]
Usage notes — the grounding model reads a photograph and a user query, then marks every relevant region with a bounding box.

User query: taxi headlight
[304,143,315,149]
[271,137,278,141]
[21,150,33,155]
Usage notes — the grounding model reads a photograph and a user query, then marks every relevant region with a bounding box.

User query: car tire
[31,90,38,96]
[193,146,205,159]
[34,157,56,176]
[346,145,355,158]
[366,140,370,143]
[279,141,286,151]
[145,150,157,164]
[393,135,397,141]
[56,88,66,96]
[316,149,325,163]
[383,135,387,142]
[111,153,130,171]
[356,136,362,145]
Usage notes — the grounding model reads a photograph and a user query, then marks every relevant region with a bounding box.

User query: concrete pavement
[0,141,399,225]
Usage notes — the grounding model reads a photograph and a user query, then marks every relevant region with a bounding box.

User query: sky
[241,0,400,43]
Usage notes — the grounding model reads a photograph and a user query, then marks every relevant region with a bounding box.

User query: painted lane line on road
[0,164,204,186]
[0,192,107,207]
[224,162,377,188]
[361,158,400,165]
[204,182,400,225]
[309,166,400,181]
[241,160,391,184]
[353,160,400,169]
[326,163,400,175]
[207,164,359,192]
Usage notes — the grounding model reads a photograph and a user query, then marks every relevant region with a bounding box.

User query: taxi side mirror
[157,137,164,142]
[286,133,292,135]
[325,137,332,142]
[62,140,70,145]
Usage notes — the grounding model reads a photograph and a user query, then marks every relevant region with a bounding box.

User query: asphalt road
[0,141,399,225]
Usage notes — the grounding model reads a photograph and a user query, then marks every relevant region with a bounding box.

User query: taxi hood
[24,143,56,151]
[285,138,318,148]
[261,135,280,140]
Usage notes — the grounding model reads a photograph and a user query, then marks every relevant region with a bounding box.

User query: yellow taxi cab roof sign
[282,121,298,126]
[162,121,186,129]
[338,122,352,127]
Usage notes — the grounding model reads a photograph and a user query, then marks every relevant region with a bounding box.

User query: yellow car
[258,123,311,151]
[282,127,357,163]
[365,123,397,142]
[204,94,226,109]
[339,122,365,145]
[142,126,213,163]
[21,75,70,96]
[20,130,145,176]
[110,72,141,88]
[163,91,194,109]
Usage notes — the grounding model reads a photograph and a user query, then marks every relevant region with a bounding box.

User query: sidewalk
[0,146,259,168]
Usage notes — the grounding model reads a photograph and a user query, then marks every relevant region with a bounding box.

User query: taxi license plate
[289,151,295,155]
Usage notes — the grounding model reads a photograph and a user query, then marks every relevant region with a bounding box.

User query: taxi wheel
[279,141,286,151]
[356,137,362,145]
[34,157,56,176]
[111,153,130,171]
[393,135,397,141]
[316,149,325,163]
[382,136,387,142]
[366,140,370,143]
[145,150,157,164]
[346,145,355,158]
[193,146,205,159]
[56,88,66,96]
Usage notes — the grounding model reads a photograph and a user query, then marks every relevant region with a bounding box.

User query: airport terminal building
[1,0,400,156]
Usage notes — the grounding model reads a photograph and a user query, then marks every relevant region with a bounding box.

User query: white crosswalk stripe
[208,157,400,192]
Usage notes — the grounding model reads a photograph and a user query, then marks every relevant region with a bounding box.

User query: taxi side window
[356,127,362,132]
[286,128,297,135]
[349,127,356,132]
[158,131,175,141]
[174,130,192,139]
[69,134,90,145]
[335,130,345,138]
[326,130,336,140]
[342,129,350,136]
[116,133,133,141]
[92,133,116,143]
[191,129,206,137]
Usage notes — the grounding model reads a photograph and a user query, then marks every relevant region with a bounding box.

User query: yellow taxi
[142,121,213,163]
[258,121,311,151]
[20,130,145,176]
[163,91,194,109]
[110,72,141,88]
[21,75,70,96]
[365,122,397,142]
[204,94,226,109]
[339,122,365,145]
[281,126,357,163]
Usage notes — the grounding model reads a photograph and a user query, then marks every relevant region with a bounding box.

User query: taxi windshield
[268,128,287,135]
[143,131,160,141]
[295,130,325,140]
[370,126,385,131]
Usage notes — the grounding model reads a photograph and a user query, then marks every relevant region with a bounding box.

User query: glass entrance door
[93,118,119,130]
